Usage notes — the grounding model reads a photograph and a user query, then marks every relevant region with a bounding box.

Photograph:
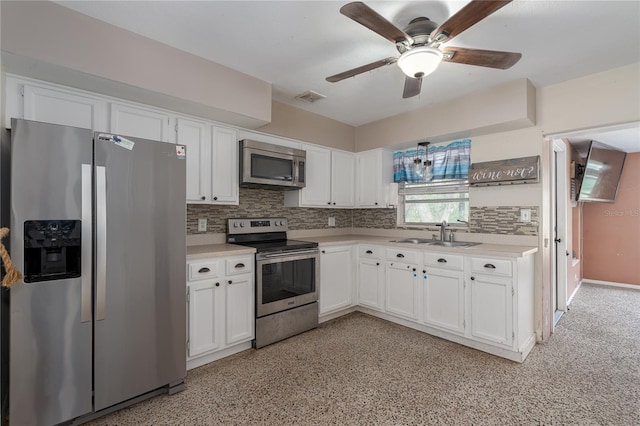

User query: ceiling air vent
[295,90,326,103]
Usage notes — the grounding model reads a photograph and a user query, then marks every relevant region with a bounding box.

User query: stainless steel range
[227,218,319,348]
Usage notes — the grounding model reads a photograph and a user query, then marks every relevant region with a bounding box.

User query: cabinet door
[319,246,353,315]
[358,258,384,310]
[210,126,239,204]
[301,144,332,206]
[470,274,513,347]
[357,149,380,207]
[23,84,105,130]
[110,103,170,142]
[225,274,254,345]
[188,280,224,358]
[331,151,355,207]
[177,118,211,202]
[423,268,465,334]
[385,262,419,320]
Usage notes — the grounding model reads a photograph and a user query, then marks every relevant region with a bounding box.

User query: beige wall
[258,101,355,151]
[537,63,640,135]
[0,1,272,128]
[354,78,536,151]
[582,152,640,286]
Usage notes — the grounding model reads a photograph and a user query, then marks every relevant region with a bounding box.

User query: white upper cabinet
[300,144,332,206]
[356,148,393,208]
[177,117,211,203]
[210,126,239,205]
[331,150,356,207]
[20,84,106,131]
[110,103,171,142]
[284,144,355,208]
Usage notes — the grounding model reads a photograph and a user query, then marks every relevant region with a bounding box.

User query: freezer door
[7,119,93,425]
[93,133,186,411]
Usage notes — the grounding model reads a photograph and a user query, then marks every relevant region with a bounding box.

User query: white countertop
[187,234,537,259]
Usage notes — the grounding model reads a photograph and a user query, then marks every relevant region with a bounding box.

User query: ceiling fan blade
[326,57,398,83]
[443,47,522,69]
[402,76,422,99]
[430,0,512,43]
[340,2,412,44]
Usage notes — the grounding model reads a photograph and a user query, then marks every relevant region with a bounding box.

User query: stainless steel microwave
[239,139,306,189]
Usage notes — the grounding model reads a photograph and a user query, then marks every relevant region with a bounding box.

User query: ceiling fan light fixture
[397,46,443,79]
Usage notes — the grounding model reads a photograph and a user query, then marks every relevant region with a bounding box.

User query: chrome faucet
[439,220,447,241]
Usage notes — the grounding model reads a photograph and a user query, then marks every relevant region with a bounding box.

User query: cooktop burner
[226,218,318,253]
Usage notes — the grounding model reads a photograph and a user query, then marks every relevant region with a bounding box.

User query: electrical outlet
[197,218,207,232]
[520,209,531,223]
[328,217,336,227]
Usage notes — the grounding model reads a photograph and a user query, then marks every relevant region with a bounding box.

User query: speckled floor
[87,283,640,425]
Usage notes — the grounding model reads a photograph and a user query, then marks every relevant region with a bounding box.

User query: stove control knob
[276,221,282,226]
[233,222,239,228]
[240,222,245,228]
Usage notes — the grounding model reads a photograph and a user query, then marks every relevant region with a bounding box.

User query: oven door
[256,249,319,317]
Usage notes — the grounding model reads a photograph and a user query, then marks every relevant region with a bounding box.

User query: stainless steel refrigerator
[0,118,186,425]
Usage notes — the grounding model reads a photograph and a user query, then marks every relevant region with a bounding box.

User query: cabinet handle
[376,262,380,266]
[235,263,245,269]
[228,280,232,284]
[213,196,218,201]
[412,268,416,272]
[200,196,205,200]
[198,267,210,273]
[396,253,404,258]
[327,202,331,205]
[366,250,373,254]
[484,264,496,269]
[322,250,326,254]
[470,277,475,281]
[374,202,378,205]
[423,270,426,274]
[215,282,220,287]
[437,258,447,263]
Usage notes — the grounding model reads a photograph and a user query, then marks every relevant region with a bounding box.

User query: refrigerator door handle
[81,164,92,323]
[96,165,107,321]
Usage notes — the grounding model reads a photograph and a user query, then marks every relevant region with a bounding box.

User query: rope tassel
[0,227,23,288]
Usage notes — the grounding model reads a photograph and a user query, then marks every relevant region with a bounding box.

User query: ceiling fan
[326,0,522,98]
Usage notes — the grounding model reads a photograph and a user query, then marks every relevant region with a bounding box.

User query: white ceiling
[54,1,640,151]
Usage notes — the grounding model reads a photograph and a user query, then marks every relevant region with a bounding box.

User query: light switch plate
[520,209,531,222]
[328,217,336,227]
[198,218,207,232]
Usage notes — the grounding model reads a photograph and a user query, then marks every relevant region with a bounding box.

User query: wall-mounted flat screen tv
[577,141,626,203]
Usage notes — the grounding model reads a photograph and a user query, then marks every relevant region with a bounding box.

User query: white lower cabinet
[469,273,513,346]
[187,255,254,369]
[422,267,466,335]
[384,248,420,320]
[319,245,354,315]
[354,245,535,362]
[357,247,384,311]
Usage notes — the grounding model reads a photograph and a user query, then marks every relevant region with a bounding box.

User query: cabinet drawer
[359,245,382,259]
[423,252,464,270]
[470,257,512,277]
[385,248,419,264]
[188,260,220,281]
[225,256,253,276]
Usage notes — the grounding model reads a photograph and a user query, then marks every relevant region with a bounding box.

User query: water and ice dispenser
[23,220,81,283]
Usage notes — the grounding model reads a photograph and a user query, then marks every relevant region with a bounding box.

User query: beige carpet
[87,283,640,425]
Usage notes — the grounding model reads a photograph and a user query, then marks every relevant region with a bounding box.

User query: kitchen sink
[389,238,481,248]
[427,241,482,248]
[389,238,434,244]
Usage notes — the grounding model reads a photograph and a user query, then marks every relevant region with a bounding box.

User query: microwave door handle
[293,159,299,186]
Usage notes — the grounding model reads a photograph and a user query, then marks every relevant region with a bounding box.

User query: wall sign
[469,156,540,186]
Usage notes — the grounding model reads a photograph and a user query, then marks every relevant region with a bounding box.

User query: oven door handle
[258,249,319,259]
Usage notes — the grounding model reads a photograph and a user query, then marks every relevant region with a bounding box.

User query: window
[399,180,469,226]
[394,139,470,226]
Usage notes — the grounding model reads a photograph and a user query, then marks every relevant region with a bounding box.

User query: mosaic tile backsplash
[187,187,538,236]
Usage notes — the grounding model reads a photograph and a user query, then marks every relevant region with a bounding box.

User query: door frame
[551,139,569,329]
